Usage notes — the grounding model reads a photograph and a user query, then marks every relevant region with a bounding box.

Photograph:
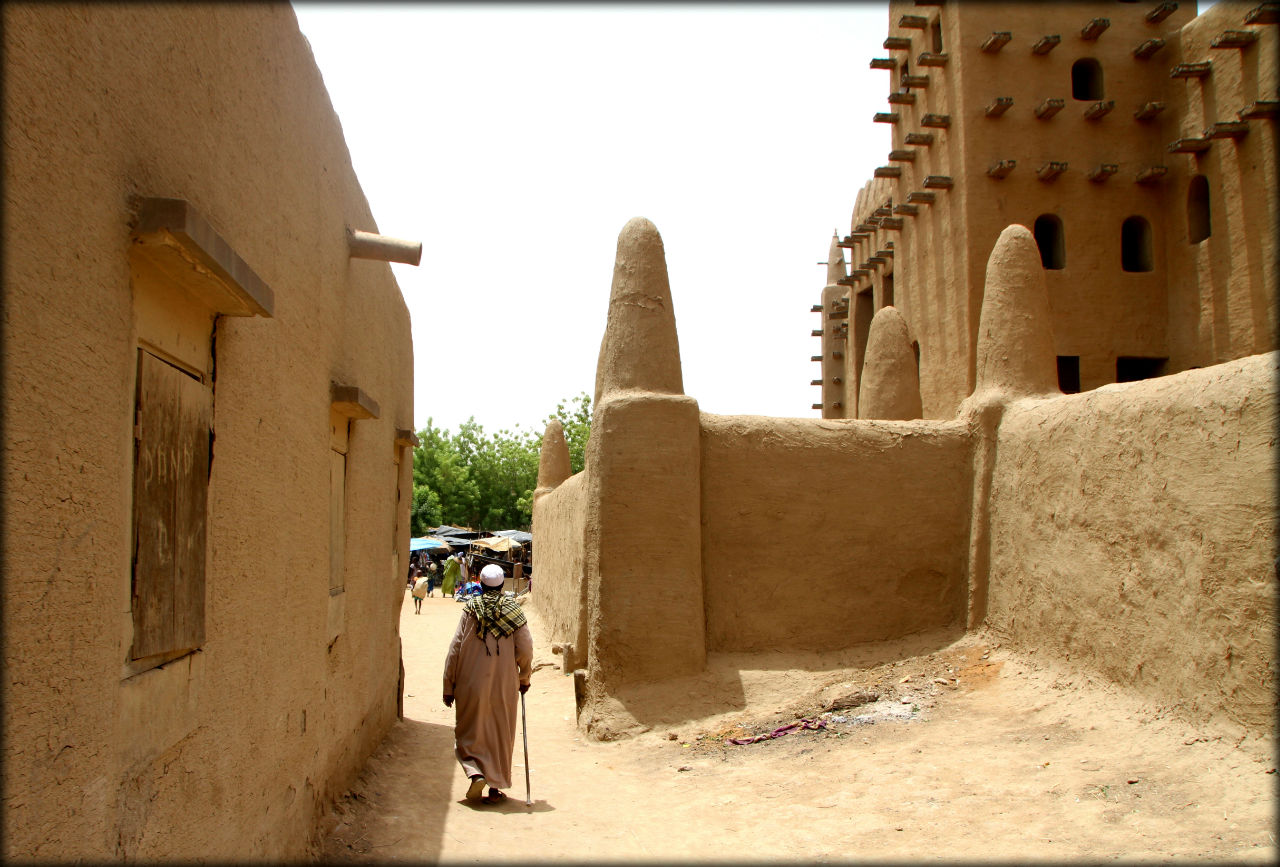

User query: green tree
[544,392,591,474]
[409,394,590,535]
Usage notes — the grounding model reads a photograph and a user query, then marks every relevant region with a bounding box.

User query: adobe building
[531,1,1274,746]
[3,5,418,860]
[814,0,1277,419]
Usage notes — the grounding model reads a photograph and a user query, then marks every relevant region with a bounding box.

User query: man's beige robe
[443,610,533,790]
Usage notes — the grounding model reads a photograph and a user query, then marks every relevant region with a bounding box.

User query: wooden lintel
[1170,62,1212,78]
[331,384,381,420]
[1211,30,1259,48]
[1167,137,1212,153]
[395,428,420,448]
[130,197,275,318]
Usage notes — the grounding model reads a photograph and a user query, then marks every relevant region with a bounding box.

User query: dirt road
[319,591,1275,862]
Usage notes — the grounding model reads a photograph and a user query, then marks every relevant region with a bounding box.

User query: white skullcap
[480,564,505,587]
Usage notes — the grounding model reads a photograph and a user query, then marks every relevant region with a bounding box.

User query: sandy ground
[318,590,1276,862]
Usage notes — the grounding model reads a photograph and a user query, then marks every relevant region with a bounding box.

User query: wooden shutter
[131,350,211,660]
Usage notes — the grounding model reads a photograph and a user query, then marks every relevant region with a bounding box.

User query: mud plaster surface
[320,595,1276,862]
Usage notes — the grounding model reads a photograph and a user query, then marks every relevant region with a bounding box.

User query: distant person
[426,560,438,597]
[411,571,429,614]
[443,564,533,804]
[442,554,460,598]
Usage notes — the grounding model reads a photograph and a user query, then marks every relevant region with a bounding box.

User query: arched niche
[1033,214,1066,270]
[1121,216,1153,272]
[1071,58,1104,100]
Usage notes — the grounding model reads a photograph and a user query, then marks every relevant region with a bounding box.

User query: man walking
[442,564,533,804]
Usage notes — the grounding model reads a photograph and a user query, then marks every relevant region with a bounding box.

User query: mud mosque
[2,0,1275,861]
[529,0,1275,744]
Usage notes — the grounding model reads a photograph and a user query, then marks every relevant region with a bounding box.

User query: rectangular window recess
[130,197,275,318]
[1056,356,1081,394]
[331,383,381,420]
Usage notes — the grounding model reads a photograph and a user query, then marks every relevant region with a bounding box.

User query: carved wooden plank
[132,350,210,660]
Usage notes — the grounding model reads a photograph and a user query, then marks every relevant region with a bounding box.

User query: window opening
[1121,216,1153,272]
[1116,356,1167,382]
[131,349,211,663]
[853,289,875,412]
[1033,214,1066,269]
[1187,175,1211,243]
[1056,356,1081,393]
[931,18,943,53]
[882,273,895,308]
[1071,58,1104,100]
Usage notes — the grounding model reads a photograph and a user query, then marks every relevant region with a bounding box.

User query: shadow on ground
[603,624,967,735]
[320,717,456,861]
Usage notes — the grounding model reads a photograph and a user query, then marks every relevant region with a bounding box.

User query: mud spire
[535,417,571,496]
[593,218,684,405]
[826,232,845,287]
[857,306,922,420]
[973,224,1060,399]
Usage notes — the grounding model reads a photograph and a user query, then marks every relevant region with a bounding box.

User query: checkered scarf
[464,590,526,653]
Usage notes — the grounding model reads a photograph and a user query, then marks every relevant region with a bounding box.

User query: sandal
[466,776,486,800]
[482,788,507,804]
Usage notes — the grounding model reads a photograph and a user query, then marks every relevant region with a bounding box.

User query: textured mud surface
[319,596,1275,862]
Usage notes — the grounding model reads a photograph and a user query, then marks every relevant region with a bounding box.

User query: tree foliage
[410,393,592,535]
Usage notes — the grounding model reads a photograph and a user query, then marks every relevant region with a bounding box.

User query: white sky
[290,3,886,434]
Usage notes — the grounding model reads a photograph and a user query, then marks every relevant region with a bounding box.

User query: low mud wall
[984,353,1278,733]
[700,414,972,653]
[531,472,589,666]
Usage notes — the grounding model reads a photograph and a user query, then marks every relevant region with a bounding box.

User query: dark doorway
[1115,356,1167,382]
[1057,356,1081,394]
[1187,175,1211,243]
[1121,216,1153,272]
[1071,59,1104,100]
[1034,214,1065,269]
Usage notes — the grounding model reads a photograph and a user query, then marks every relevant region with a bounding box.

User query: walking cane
[520,689,532,806]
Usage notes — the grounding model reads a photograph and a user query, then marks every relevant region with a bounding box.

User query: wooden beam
[985,96,1014,117]
[1083,99,1115,120]
[1034,98,1065,119]
[988,159,1016,179]
[1031,35,1061,55]
[1134,101,1166,121]
[1081,18,1110,40]
[1087,163,1119,182]
[1146,2,1178,24]
[980,31,1012,53]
